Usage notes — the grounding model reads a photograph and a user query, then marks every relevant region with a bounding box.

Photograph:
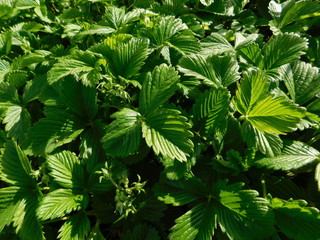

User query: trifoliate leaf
[25,106,85,155]
[142,108,193,162]
[262,33,308,70]
[102,108,142,157]
[235,69,305,134]
[168,30,201,55]
[169,202,216,240]
[37,189,88,220]
[0,140,35,187]
[271,198,320,240]
[280,61,320,105]
[192,88,230,135]
[58,211,90,240]
[154,177,207,206]
[139,64,180,114]
[47,151,85,190]
[256,141,320,171]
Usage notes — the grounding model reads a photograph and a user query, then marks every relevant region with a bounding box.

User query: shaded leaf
[0,140,35,187]
[271,198,320,240]
[58,211,90,240]
[192,88,230,135]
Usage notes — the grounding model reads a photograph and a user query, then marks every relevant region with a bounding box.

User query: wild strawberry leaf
[235,69,305,134]
[57,211,90,240]
[262,33,308,70]
[0,140,35,187]
[102,108,142,157]
[37,189,89,221]
[192,88,230,135]
[142,108,193,162]
[280,61,320,105]
[169,202,216,240]
[256,141,320,171]
[139,64,180,114]
[270,198,320,240]
[47,151,85,190]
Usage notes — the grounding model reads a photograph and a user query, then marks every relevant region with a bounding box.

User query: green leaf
[205,0,244,16]
[0,186,19,231]
[237,44,263,68]
[47,151,85,189]
[168,30,201,55]
[215,181,272,221]
[154,177,207,206]
[256,141,320,171]
[110,38,149,79]
[37,189,88,220]
[214,181,275,240]
[25,107,85,155]
[271,198,320,240]
[121,223,160,240]
[178,54,240,87]
[241,121,282,157]
[235,69,305,134]
[58,211,90,240]
[315,163,320,191]
[200,33,234,55]
[3,105,31,142]
[12,189,44,240]
[269,0,320,29]
[142,108,193,162]
[262,33,308,70]
[0,140,35,187]
[87,224,106,240]
[139,64,180,114]
[178,54,217,86]
[57,76,98,120]
[47,51,100,86]
[139,16,200,57]
[0,82,19,108]
[280,61,320,105]
[102,108,142,157]
[169,202,216,240]
[192,88,230,135]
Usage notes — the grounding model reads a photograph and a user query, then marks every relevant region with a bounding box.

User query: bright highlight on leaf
[235,69,305,134]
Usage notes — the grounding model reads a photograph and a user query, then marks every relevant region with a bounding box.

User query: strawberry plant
[1,0,320,239]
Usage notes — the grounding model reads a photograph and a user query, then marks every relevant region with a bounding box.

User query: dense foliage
[1,0,320,239]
